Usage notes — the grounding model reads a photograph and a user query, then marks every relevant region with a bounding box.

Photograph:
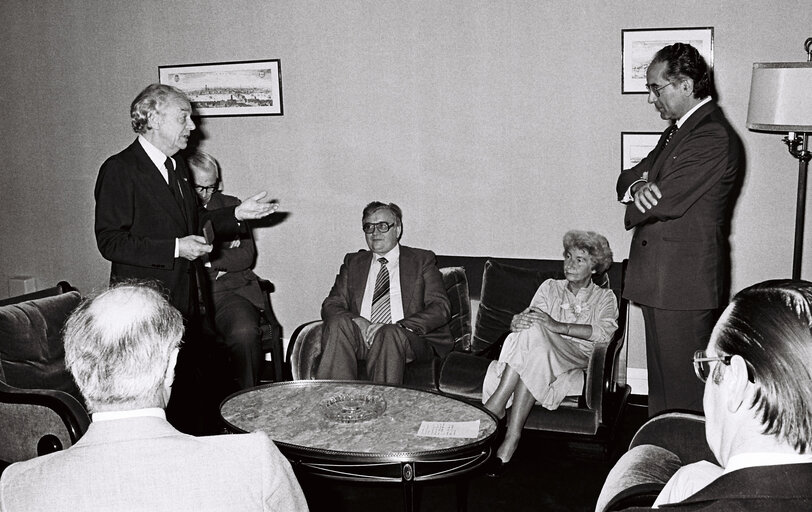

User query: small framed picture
[621,27,713,94]
[159,59,283,116]
[621,132,661,170]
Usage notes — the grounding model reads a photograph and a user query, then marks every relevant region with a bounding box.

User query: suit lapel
[130,141,188,232]
[398,246,416,313]
[351,251,373,314]
[649,101,717,182]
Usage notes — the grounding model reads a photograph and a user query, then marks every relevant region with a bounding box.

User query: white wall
[1,0,809,377]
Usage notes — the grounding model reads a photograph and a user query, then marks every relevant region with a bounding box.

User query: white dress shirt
[359,245,404,323]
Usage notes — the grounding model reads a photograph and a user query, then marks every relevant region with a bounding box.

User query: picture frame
[159,59,283,116]
[621,132,662,170]
[621,27,713,94]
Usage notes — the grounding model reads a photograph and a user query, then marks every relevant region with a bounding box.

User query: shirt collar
[676,96,712,128]
[92,407,166,422]
[374,244,400,264]
[565,279,596,297]
[138,134,173,171]
[724,452,812,474]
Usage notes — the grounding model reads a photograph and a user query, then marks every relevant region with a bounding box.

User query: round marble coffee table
[220,380,498,512]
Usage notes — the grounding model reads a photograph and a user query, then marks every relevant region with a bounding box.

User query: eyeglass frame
[362,221,396,234]
[692,349,755,384]
[692,350,731,383]
[646,81,675,98]
[194,184,219,193]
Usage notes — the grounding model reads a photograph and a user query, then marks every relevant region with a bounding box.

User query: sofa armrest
[287,321,324,380]
[584,340,609,413]
[437,351,491,402]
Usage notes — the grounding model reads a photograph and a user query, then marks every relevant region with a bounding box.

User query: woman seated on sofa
[482,230,619,473]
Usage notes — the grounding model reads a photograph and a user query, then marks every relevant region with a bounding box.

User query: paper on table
[417,420,480,438]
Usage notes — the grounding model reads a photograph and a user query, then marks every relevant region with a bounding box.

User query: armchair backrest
[0,286,84,406]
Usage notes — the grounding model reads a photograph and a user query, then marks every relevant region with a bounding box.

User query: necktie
[370,257,391,324]
[664,125,678,147]
[165,157,184,210]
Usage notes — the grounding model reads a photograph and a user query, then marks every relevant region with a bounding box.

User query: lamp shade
[746,62,812,132]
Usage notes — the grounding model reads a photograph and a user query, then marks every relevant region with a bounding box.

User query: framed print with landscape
[621,27,713,93]
[621,132,661,170]
[159,59,283,116]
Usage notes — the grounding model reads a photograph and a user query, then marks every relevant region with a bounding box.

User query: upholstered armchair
[287,265,472,390]
[434,257,630,450]
[595,412,714,512]
[0,282,90,469]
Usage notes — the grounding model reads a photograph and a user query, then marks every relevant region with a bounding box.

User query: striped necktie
[369,257,391,324]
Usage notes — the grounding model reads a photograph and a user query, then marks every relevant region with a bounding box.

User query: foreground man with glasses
[316,201,452,384]
[615,43,744,417]
[631,279,812,511]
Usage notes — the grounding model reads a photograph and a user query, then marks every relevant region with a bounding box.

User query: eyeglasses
[692,350,731,383]
[646,81,675,98]
[194,184,218,193]
[362,222,396,234]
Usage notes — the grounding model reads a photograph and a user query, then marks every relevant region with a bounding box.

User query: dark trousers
[641,306,717,417]
[212,292,262,390]
[316,316,434,384]
[165,320,225,436]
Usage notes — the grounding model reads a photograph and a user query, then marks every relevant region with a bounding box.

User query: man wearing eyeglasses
[316,201,452,384]
[616,43,744,416]
[188,151,277,391]
[631,280,812,510]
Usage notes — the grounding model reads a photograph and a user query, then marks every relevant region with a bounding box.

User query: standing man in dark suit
[94,84,276,433]
[188,150,272,390]
[616,43,743,416]
[317,201,452,384]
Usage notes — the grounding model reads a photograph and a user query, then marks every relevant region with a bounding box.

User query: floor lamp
[746,38,812,280]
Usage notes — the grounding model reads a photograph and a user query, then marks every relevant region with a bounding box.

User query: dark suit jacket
[321,245,453,356]
[204,192,264,310]
[616,101,743,310]
[623,463,812,511]
[94,140,241,317]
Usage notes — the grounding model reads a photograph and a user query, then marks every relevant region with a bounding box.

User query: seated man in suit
[625,279,812,511]
[316,201,453,384]
[188,151,275,390]
[0,283,308,512]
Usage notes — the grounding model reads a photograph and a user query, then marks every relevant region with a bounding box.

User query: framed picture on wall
[621,27,713,94]
[158,59,283,116]
[621,132,661,170]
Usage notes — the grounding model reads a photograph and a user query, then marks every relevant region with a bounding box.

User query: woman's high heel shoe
[485,456,508,478]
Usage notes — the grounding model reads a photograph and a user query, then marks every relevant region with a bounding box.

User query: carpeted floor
[299,400,650,512]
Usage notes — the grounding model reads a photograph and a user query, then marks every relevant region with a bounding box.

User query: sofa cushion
[440,266,471,352]
[472,260,562,355]
[0,292,83,403]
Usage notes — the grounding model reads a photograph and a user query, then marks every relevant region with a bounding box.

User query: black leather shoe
[485,457,507,478]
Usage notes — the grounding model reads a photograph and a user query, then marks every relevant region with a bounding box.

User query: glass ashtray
[320,393,387,423]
